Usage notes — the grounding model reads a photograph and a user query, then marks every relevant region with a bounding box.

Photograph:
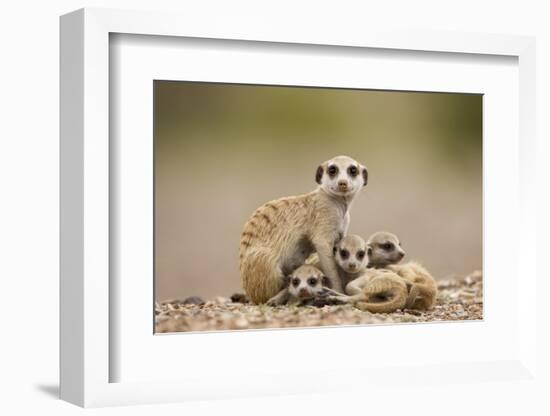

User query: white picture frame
[60,7,538,408]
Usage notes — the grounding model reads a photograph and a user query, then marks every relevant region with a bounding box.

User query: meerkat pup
[240,155,368,304]
[367,231,437,310]
[331,234,369,289]
[366,231,405,269]
[328,233,415,313]
[305,234,369,287]
[304,234,369,305]
[266,265,334,306]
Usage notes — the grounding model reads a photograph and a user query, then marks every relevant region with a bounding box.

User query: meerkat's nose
[298,288,309,298]
[348,263,357,270]
[398,251,405,259]
[338,180,348,188]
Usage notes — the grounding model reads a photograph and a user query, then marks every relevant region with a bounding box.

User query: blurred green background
[154,81,482,302]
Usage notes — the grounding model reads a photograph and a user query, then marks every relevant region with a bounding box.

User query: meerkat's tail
[355,273,409,313]
[404,282,419,309]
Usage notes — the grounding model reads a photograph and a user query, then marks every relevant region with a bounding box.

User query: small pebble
[230,293,250,303]
[182,296,205,305]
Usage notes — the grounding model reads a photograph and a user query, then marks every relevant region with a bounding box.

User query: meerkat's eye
[307,277,318,286]
[382,243,394,251]
[367,247,373,256]
[292,278,300,287]
[348,165,358,177]
[339,249,349,259]
[327,165,338,177]
[357,250,366,260]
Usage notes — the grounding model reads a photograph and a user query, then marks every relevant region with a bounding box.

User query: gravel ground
[155,270,483,333]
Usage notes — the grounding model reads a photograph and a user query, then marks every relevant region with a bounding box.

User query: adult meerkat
[266,264,335,306]
[367,231,437,310]
[240,155,368,304]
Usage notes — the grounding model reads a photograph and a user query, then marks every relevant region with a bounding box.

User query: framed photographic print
[60,7,539,408]
[153,81,483,333]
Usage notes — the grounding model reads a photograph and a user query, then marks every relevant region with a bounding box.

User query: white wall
[1,0,548,414]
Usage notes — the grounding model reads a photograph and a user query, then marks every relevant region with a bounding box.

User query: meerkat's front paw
[266,298,280,307]
[327,295,350,303]
[305,296,344,307]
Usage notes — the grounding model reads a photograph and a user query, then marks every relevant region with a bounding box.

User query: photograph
[153,81,483,333]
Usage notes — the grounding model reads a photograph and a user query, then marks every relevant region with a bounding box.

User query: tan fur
[240,156,368,304]
[331,234,369,289]
[330,269,412,313]
[387,262,437,310]
[364,232,436,310]
[367,231,405,269]
[327,232,421,313]
[353,262,437,312]
[305,234,368,289]
[354,271,411,313]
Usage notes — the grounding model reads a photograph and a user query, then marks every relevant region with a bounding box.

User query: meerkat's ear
[315,165,324,184]
[321,275,333,288]
[361,165,368,186]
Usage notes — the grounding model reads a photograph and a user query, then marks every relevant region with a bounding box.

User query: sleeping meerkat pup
[266,265,334,306]
[240,155,368,304]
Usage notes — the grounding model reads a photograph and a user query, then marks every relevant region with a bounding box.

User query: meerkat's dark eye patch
[315,165,324,184]
[327,165,338,177]
[368,247,373,256]
[381,242,394,251]
[307,277,318,286]
[339,249,349,259]
[362,167,368,186]
[348,165,358,177]
[357,250,366,260]
[292,278,300,287]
